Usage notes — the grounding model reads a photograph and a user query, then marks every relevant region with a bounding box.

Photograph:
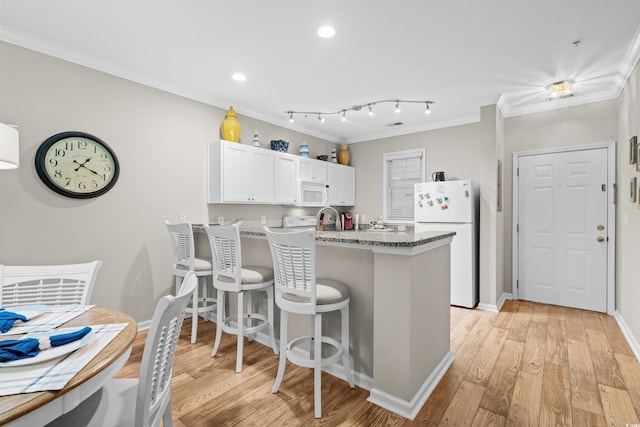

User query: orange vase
[221,106,242,142]
[338,144,350,165]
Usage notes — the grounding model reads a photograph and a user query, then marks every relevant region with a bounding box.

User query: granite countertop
[195,224,455,249]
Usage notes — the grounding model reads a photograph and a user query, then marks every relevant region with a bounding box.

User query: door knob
[597,224,604,230]
[597,236,605,242]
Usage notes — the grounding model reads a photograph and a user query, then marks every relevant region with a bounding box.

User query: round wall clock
[35,131,120,199]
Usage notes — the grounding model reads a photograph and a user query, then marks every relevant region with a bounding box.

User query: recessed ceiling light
[232,73,246,82]
[317,25,335,38]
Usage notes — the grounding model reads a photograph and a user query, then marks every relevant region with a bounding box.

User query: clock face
[35,132,120,199]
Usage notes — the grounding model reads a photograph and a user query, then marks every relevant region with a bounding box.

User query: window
[383,149,425,222]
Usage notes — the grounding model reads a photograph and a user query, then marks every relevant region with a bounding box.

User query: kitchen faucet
[316,206,341,231]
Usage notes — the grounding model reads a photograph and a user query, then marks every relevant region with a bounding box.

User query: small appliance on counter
[343,212,353,230]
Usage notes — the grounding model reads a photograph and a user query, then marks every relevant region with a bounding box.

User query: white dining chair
[165,220,216,343]
[45,271,198,427]
[0,261,102,307]
[263,227,355,418]
[204,223,278,373]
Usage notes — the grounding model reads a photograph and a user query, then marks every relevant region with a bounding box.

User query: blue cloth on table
[0,309,28,333]
[0,326,92,362]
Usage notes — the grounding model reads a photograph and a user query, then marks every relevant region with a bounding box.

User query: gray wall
[0,41,336,321]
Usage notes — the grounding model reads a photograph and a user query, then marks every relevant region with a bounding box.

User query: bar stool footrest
[286,335,343,368]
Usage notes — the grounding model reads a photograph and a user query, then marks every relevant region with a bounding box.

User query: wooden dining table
[0,307,137,426]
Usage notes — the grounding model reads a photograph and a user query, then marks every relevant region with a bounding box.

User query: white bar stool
[263,226,355,418]
[204,223,278,373]
[165,220,216,344]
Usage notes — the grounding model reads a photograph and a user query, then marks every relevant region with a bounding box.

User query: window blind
[384,149,424,221]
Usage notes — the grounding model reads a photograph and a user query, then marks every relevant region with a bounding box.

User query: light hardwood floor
[116,300,640,426]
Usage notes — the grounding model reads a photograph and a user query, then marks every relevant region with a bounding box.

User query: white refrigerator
[414,179,479,308]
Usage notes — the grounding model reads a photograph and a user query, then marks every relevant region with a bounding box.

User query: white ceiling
[2,1,640,143]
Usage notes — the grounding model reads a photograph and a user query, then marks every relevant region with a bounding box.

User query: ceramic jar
[299,142,309,157]
[338,144,350,165]
[330,148,337,163]
[221,106,241,142]
[252,132,260,147]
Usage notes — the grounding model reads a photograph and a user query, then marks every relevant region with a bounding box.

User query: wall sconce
[0,123,19,169]
[547,80,575,100]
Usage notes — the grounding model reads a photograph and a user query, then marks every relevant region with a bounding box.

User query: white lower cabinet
[328,163,355,206]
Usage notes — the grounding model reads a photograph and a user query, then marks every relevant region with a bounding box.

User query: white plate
[4,304,49,322]
[0,328,94,367]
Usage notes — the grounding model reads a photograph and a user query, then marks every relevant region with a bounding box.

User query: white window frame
[383,148,425,223]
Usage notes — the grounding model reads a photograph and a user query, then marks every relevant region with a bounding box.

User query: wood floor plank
[599,384,640,426]
[545,317,568,365]
[615,353,640,417]
[540,380,572,426]
[451,308,483,353]
[479,339,524,417]
[471,408,506,427]
[505,372,543,426]
[572,407,608,426]
[521,320,546,376]
[506,301,533,343]
[565,308,587,342]
[531,302,549,324]
[465,327,509,385]
[437,380,485,427]
[586,328,627,389]
[567,338,604,415]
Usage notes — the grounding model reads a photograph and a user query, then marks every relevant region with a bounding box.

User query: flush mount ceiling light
[547,80,575,100]
[285,100,435,124]
[317,25,336,38]
[231,73,247,82]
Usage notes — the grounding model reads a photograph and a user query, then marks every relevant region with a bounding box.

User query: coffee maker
[343,212,354,230]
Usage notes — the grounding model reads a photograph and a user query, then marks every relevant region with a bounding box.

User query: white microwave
[297,180,328,207]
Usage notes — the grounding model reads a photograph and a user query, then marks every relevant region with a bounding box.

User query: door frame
[512,141,616,314]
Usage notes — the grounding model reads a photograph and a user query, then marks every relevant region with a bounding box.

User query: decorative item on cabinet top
[221,106,242,143]
[270,140,289,152]
[338,144,350,165]
[299,142,309,157]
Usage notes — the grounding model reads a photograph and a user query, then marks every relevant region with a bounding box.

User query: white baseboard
[477,292,512,312]
[366,352,455,420]
[614,310,640,362]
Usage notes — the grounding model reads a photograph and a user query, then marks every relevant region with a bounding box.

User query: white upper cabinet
[208,140,275,204]
[274,153,297,205]
[328,163,356,206]
[297,157,328,183]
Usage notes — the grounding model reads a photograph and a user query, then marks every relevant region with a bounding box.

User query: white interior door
[518,148,608,312]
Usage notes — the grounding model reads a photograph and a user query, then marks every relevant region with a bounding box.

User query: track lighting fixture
[285,100,434,123]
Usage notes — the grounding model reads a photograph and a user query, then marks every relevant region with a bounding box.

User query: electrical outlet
[261,216,266,225]
[179,212,187,223]
[217,216,224,225]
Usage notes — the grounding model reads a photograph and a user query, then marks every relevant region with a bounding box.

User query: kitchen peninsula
[196,225,455,419]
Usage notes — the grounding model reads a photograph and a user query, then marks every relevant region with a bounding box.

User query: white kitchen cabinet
[274,153,297,205]
[208,140,275,204]
[327,163,356,206]
[297,157,328,183]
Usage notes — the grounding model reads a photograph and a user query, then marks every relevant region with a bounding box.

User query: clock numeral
[91,180,99,188]
[54,170,62,179]
[78,141,88,149]
[48,158,58,167]
[64,177,72,186]
[64,142,74,151]
[78,181,86,190]
[98,173,106,181]
[104,165,111,172]
[54,149,66,157]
